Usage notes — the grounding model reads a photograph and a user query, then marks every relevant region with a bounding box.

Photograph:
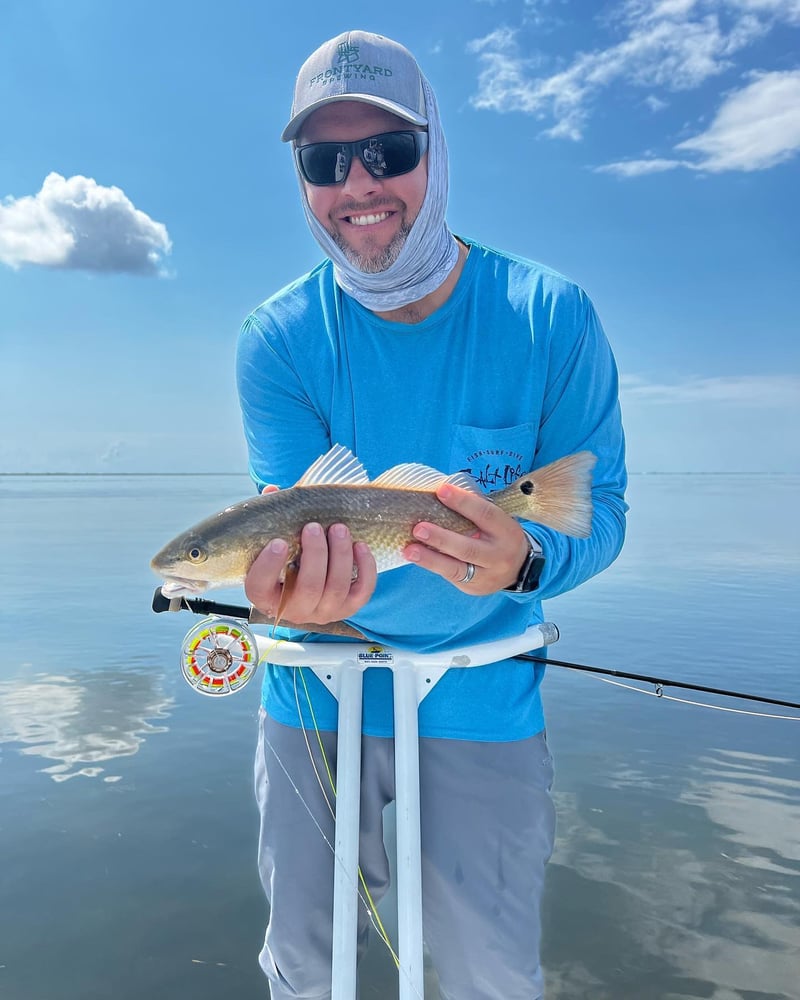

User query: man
[237,30,627,1000]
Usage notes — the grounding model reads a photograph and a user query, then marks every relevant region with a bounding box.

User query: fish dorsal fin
[372,463,480,493]
[294,445,370,487]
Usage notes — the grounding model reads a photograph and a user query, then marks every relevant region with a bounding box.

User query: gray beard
[331,221,413,274]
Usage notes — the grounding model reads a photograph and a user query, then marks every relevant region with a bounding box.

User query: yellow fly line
[257,636,399,967]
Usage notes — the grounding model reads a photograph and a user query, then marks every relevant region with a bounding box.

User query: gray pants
[255,709,555,1000]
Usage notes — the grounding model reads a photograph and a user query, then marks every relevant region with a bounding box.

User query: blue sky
[1,0,798,474]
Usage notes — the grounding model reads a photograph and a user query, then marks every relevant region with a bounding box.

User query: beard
[327,200,415,273]
[331,223,413,273]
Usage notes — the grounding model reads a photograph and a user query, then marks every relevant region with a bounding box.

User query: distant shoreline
[0,471,248,477]
[0,471,794,478]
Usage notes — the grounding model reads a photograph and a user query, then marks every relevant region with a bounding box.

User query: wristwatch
[504,531,545,593]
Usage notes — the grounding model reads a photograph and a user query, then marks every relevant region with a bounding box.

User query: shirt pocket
[450,423,537,494]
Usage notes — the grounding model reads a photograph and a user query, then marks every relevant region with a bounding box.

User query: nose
[341,154,382,198]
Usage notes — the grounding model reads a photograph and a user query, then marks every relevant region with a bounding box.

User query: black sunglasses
[295,130,428,186]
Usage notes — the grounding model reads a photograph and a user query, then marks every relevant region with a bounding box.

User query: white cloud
[676,69,800,169]
[620,373,800,405]
[727,0,800,21]
[644,94,670,111]
[100,440,126,464]
[600,69,800,173]
[597,156,689,175]
[0,172,172,274]
[467,0,796,144]
[619,373,800,471]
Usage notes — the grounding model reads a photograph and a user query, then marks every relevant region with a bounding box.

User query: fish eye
[187,543,207,563]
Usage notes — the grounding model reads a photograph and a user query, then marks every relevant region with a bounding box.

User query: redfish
[151,445,596,597]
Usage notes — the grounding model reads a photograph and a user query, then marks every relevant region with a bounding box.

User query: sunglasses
[295,130,428,186]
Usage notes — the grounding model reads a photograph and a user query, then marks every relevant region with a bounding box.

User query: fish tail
[494,451,597,538]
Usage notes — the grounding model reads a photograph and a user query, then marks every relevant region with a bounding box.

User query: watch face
[520,554,546,592]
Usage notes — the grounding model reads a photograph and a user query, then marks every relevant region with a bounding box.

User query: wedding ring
[459,562,476,584]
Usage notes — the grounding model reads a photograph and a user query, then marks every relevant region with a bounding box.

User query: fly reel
[180,617,258,696]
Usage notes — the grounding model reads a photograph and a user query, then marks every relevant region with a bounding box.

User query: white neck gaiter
[296,77,459,311]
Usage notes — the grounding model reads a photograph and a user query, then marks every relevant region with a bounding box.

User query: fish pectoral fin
[372,464,480,493]
[294,445,370,487]
[272,561,298,634]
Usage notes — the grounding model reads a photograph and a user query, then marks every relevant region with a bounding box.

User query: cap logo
[337,41,360,65]
[306,41,394,90]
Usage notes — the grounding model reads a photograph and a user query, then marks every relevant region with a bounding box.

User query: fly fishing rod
[517,653,800,711]
[151,589,800,712]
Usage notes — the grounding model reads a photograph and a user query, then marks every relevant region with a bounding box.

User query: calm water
[1,474,798,1000]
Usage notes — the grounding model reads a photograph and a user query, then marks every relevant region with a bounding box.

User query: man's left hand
[402,483,530,594]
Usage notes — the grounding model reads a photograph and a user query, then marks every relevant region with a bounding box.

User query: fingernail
[269,538,287,555]
[413,524,430,541]
[405,546,420,563]
[305,522,322,537]
[331,523,348,540]
[438,485,453,501]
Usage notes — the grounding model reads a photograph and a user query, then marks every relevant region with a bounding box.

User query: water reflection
[544,746,800,999]
[683,749,800,868]
[0,665,173,781]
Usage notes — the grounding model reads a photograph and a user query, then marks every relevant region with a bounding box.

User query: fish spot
[519,480,534,496]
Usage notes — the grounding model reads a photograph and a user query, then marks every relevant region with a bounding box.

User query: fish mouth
[159,577,209,599]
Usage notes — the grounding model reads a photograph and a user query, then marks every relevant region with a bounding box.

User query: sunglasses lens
[297,132,427,185]
[358,132,421,178]
[298,143,351,185]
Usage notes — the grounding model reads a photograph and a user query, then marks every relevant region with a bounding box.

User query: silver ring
[459,562,476,584]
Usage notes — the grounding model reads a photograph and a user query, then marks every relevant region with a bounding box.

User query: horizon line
[1,470,797,478]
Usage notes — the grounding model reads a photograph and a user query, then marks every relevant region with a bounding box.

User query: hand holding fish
[404,483,531,594]
[245,521,377,626]
[243,485,378,626]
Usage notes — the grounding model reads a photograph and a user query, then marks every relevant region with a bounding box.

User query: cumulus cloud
[467,0,799,152]
[600,69,800,174]
[0,172,172,274]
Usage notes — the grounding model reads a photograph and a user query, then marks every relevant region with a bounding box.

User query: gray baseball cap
[281,31,428,143]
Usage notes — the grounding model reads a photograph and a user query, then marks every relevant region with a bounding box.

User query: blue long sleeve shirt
[236,238,627,740]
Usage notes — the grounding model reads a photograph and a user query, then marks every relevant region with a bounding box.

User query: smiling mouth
[345,211,394,227]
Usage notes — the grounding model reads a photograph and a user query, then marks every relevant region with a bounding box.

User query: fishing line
[251,624,404,969]
[291,667,401,972]
[519,653,800,713]
[262,726,410,981]
[590,676,800,721]
[294,669,336,816]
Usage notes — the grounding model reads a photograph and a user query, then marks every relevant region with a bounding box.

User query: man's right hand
[244,486,377,626]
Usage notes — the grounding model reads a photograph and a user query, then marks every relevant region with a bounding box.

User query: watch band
[504,531,545,594]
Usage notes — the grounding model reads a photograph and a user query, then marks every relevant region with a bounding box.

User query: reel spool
[180,617,258,696]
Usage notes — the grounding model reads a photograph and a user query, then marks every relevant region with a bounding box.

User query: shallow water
[1,473,798,999]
